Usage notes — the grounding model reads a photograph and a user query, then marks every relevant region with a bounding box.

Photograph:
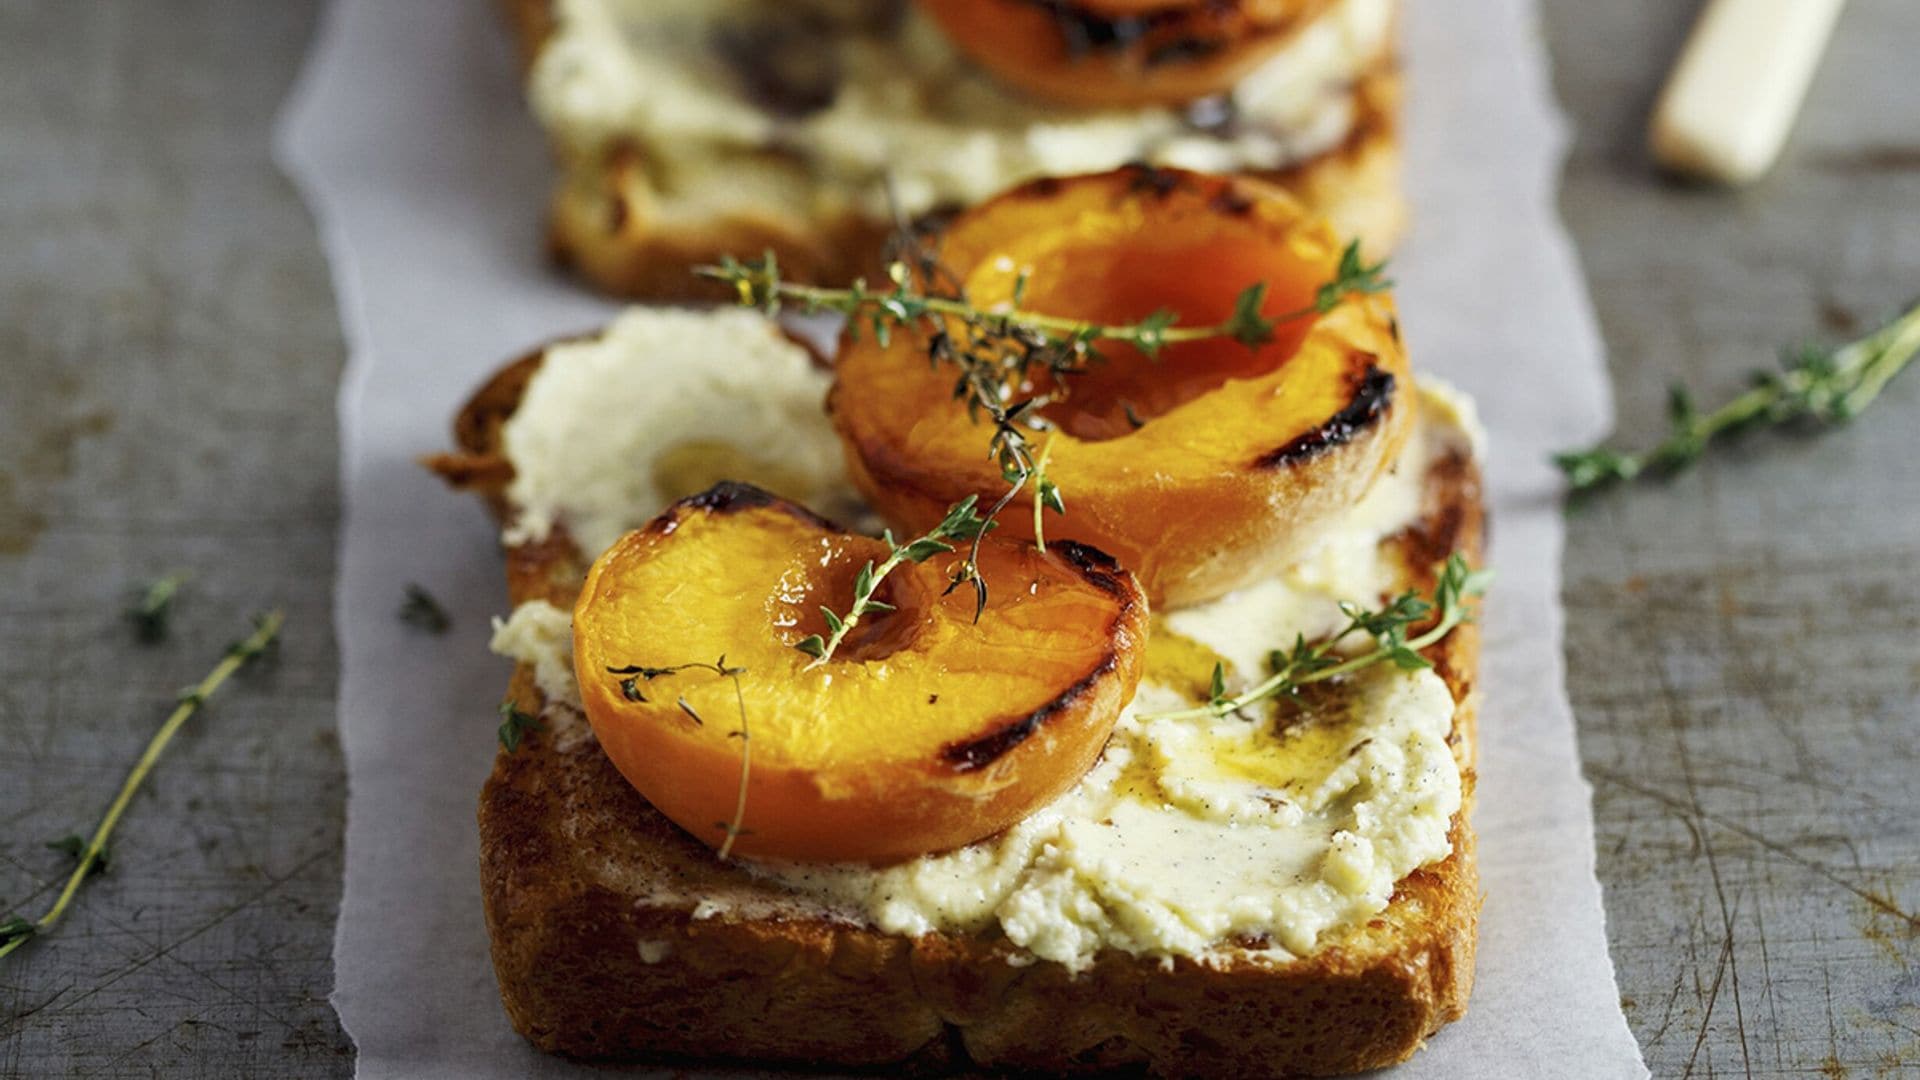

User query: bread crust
[432,346,1481,1076]
[500,0,1404,302]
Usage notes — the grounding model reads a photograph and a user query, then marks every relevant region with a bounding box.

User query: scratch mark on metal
[0,847,329,1036]
[1644,625,1754,1080]
[1590,765,1920,929]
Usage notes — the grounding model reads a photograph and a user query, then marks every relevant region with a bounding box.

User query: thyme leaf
[1222,281,1276,348]
[1132,308,1179,359]
[1555,299,1920,497]
[497,701,542,752]
[1314,239,1393,315]
[399,583,452,634]
[128,574,187,643]
[0,918,34,950]
[45,835,109,877]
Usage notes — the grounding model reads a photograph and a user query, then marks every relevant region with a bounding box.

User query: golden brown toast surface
[500,0,1405,302]
[432,346,1484,1077]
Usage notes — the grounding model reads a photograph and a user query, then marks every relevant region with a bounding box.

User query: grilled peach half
[916,0,1334,108]
[830,166,1414,609]
[572,483,1147,864]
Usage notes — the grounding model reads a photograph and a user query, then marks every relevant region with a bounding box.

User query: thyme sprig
[794,498,994,667]
[128,573,187,643]
[698,237,1388,631]
[699,239,1387,361]
[1556,298,1920,496]
[1141,556,1488,723]
[0,609,284,964]
[606,658,752,859]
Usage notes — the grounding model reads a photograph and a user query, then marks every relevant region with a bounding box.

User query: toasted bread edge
[498,0,1406,302]
[437,345,1483,1077]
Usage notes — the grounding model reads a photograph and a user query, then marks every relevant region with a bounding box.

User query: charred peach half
[830,167,1414,609]
[915,0,1334,108]
[572,483,1147,864]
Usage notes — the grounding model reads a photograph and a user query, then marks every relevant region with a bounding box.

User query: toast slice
[499,0,1406,302]
[430,344,1484,1077]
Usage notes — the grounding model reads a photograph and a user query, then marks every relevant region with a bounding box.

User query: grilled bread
[428,342,1483,1077]
[500,0,1405,302]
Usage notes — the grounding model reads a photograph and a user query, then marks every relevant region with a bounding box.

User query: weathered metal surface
[0,0,1914,1076]
[0,2,351,1077]
[1546,0,1920,1076]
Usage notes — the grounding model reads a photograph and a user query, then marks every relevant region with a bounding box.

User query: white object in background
[1650,0,1848,184]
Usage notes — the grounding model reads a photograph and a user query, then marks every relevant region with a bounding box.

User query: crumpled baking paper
[278,0,1647,1074]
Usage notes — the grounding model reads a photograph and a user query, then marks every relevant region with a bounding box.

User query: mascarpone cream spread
[490,599,580,710]
[489,309,1474,972]
[752,399,1464,971]
[529,0,1394,222]
[499,307,853,558]
[763,668,1457,972]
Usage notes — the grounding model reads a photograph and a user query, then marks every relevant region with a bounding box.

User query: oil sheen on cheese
[492,326,1472,972]
[529,0,1394,223]
[795,668,1459,971]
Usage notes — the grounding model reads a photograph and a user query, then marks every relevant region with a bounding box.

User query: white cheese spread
[748,401,1466,971]
[499,307,852,558]
[490,599,581,709]
[762,668,1457,971]
[529,0,1394,222]
[1162,408,1434,679]
[491,358,1473,972]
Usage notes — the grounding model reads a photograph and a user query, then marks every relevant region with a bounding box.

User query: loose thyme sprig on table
[1141,555,1488,723]
[697,237,1389,626]
[0,610,284,964]
[794,497,994,667]
[605,657,753,859]
[1556,297,1920,497]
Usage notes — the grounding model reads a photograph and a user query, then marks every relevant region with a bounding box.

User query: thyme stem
[726,276,1293,347]
[697,239,1388,360]
[1556,298,1920,495]
[805,548,911,671]
[717,671,751,861]
[0,610,284,963]
[606,657,751,858]
[1029,433,1061,551]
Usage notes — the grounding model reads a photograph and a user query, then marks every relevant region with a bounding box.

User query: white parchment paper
[278,0,1647,1075]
